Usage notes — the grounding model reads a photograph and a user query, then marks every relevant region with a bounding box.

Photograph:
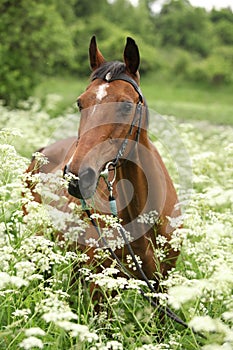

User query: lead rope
[81,163,189,329]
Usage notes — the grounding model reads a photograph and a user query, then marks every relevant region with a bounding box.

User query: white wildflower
[155,234,168,247]
[85,237,100,247]
[27,274,44,281]
[93,248,111,260]
[0,272,28,290]
[42,310,78,323]
[32,152,49,166]
[169,228,185,251]
[25,328,46,337]
[189,315,218,333]
[127,279,147,290]
[12,308,31,320]
[56,321,98,342]
[0,127,23,139]
[102,267,119,276]
[19,336,43,349]
[89,268,128,290]
[189,315,233,341]
[0,272,11,289]
[137,210,159,225]
[222,311,233,322]
[136,345,165,350]
[90,213,121,228]
[154,247,167,261]
[126,254,142,271]
[168,280,209,309]
[105,340,123,349]
[10,276,28,288]
[15,261,36,279]
[166,214,185,228]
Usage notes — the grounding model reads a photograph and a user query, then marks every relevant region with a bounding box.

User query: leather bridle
[94,73,146,168]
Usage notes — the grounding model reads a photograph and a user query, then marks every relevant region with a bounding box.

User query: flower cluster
[82,266,147,293]
[137,210,159,225]
[154,119,233,348]
[0,99,233,349]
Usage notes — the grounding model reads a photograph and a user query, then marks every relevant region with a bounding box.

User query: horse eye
[116,101,133,118]
[123,101,133,114]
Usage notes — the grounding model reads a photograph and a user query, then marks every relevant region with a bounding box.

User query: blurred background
[1,0,233,124]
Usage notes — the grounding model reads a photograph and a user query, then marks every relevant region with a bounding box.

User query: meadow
[35,74,233,125]
[0,77,232,349]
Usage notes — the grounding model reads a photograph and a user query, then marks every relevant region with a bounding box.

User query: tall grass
[0,97,232,349]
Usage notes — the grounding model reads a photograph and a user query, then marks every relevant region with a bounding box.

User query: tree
[210,7,233,23]
[0,0,74,106]
[153,0,212,56]
[210,8,233,45]
[214,20,233,45]
[104,0,155,45]
[74,0,109,17]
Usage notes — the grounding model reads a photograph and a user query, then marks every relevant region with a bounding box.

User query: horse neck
[116,132,152,220]
[115,129,174,225]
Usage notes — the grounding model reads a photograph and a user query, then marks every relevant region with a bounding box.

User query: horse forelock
[91,61,126,81]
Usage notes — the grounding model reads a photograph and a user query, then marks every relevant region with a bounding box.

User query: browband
[106,73,144,103]
[92,72,144,103]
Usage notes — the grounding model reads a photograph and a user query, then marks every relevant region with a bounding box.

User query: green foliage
[71,16,129,75]
[74,0,109,17]
[1,0,233,107]
[210,7,233,24]
[0,0,74,106]
[214,20,233,45]
[154,0,212,56]
[187,46,233,85]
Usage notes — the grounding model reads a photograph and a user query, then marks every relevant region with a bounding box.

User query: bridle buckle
[100,161,117,196]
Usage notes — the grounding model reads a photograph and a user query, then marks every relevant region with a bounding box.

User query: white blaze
[96,83,109,101]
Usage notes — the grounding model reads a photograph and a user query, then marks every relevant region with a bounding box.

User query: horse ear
[89,35,106,71]
[124,37,140,75]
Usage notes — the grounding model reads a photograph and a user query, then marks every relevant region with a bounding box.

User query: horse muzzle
[63,165,97,199]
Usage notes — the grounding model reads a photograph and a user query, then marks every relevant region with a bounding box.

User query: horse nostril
[79,168,96,189]
[65,166,97,199]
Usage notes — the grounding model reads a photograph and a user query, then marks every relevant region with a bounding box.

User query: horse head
[64,36,147,200]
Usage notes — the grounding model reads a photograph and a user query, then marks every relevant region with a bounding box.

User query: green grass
[35,75,88,117]
[35,74,233,125]
[141,74,233,125]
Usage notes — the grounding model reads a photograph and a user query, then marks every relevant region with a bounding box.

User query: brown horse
[26,36,181,292]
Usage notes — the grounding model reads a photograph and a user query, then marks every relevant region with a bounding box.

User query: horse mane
[91,61,126,81]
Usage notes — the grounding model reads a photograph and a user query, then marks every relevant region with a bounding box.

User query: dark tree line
[1,0,233,106]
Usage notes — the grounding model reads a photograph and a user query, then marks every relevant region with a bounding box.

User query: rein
[81,167,189,329]
[80,74,190,330]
